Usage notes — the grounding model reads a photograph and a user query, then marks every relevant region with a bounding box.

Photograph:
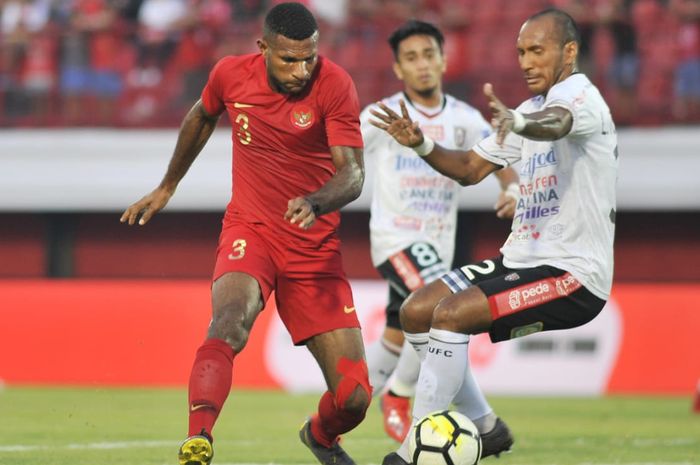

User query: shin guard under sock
[188,338,235,438]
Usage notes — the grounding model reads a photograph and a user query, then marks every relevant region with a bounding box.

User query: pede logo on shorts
[491,272,583,317]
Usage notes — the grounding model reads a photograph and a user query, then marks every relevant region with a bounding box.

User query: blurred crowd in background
[1,0,699,127]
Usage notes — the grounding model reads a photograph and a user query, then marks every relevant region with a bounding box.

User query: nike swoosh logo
[190,404,211,412]
[233,102,257,108]
[343,306,356,314]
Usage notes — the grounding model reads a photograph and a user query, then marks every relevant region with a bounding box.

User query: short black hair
[527,8,580,46]
[388,20,444,60]
[263,2,318,41]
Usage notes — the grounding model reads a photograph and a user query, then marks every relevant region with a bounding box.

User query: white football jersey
[473,74,618,299]
[361,92,492,268]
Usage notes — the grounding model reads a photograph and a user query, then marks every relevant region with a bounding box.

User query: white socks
[404,331,430,361]
[413,328,469,419]
[453,367,495,433]
[389,340,421,397]
[366,337,401,394]
[397,328,469,460]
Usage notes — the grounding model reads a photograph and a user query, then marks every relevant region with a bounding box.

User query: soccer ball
[408,410,482,465]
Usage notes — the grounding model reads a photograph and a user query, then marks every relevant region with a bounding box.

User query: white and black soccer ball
[408,410,482,465]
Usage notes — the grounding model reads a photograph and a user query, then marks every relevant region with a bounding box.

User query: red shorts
[213,218,360,344]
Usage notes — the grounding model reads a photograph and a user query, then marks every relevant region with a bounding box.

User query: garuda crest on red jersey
[290,105,315,129]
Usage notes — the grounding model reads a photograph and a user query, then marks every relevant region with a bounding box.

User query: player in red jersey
[121,4,370,465]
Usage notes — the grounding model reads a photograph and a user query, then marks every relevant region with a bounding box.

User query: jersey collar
[402,92,447,119]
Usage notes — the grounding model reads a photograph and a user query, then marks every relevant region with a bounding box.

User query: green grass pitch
[0,386,697,465]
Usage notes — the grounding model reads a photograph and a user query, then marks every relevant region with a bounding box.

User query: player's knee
[209,306,257,353]
[334,358,372,417]
[400,287,435,333]
[431,291,491,334]
[337,384,371,417]
[431,298,463,331]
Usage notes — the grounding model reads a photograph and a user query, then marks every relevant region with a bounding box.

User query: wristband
[412,135,435,157]
[504,182,520,200]
[509,109,526,133]
[307,198,321,217]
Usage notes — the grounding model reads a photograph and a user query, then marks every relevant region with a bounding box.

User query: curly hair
[263,2,318,41]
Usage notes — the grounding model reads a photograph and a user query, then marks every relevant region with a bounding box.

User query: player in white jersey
[371,9,617,465]
[360,20,518,456]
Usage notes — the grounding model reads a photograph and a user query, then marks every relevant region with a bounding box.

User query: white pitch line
[0,441,695,465]
[0,440,178,452]
[0,437,392,452]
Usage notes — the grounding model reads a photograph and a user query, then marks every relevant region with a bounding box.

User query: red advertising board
[0,280,697,394]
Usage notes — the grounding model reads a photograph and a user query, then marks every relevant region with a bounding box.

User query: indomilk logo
[395,154,432,172]
[521,148,557,177]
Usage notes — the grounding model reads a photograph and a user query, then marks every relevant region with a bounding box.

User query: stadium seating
[0,1,697,126]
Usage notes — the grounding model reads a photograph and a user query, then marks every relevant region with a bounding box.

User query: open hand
[483,83,516,146]
[369,100,424,148]
[120,186,173,225]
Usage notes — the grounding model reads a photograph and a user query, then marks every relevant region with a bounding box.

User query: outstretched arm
[369,100,501,186]
[284,146,364,230]
[484,83,573,144]
[120,99,220,225]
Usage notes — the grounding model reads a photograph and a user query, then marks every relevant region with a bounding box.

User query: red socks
[188,338,235,438]
[310,391,367,447]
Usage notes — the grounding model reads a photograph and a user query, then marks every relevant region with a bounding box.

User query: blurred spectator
[1,0,55,121]
[555,0,598,78]
[426,0,473,101]
[598,0,639,124]
[231,0,268,20]
[310,0,346,26]
[174,0,231,105]
[1,0,699,126]
[56,0,125,125]
[670,0,700,121]
[130,0,187,87]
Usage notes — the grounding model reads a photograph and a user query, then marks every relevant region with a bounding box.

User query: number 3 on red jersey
[236,113,252,145]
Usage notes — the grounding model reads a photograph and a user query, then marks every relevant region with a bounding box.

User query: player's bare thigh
[306,328,369,409]
[399,279,453,333]
[209,271,265,352]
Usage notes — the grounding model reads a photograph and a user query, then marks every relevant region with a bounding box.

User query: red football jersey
[201,53,363,245]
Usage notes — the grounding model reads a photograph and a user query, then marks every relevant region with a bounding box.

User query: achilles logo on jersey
[290,105,314,129]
